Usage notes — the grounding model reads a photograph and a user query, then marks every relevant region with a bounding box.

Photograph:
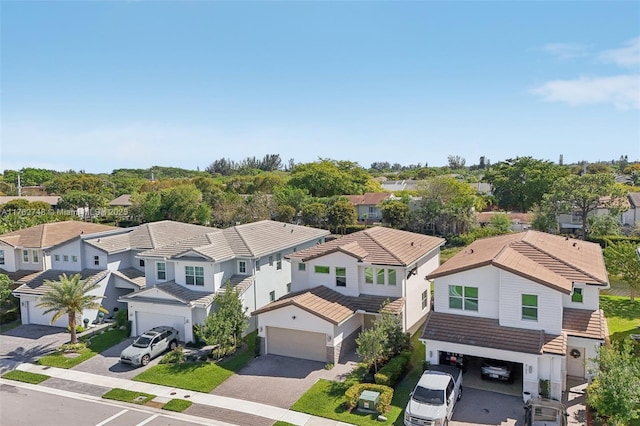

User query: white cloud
[542,43,589,60]
[598,37,640,68]
[530,74,640,110]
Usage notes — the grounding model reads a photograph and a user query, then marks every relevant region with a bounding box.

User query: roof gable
[289,226,444,266]
[427,231,608,294]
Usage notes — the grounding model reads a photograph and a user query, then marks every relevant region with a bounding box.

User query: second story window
[336,267,346,287]
[298,263,306,271]
[63,255,69,262]
[276,253,282,270]
[0,250,4,265]
[269,255,273,266]
[93,255,100,266]
[238,260,247,274]
[422,290,428,309]
[572,288,583,303]
[72,256,78,262]
[185,266,204,286]
[157,262,166,280]
[54,254,60,262]
[256,259,260,271]
[269,290,275,302]
[23,250,29,263]
[522,294,538,321]
[449,285,478,311]
[365,267,373,284]
[388,269,396,286]
[139,259,145,267]
[286,283,291,293]
[32,250,39,263]
[376,269,385,285]
[314,265,330,274]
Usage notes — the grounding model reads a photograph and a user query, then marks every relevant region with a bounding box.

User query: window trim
[156,262,166,281]
[63,255,69,262]
[276,253,282,270]
[23,250,29,263]
[365,267,373,284]
[388,269,396,286]
[54,254,60,262]
[298,262,306,271]
[185,265,204,286]
[314,265,330,274]
[269,255,273,266]
[32,250,39,263]
[238,260,247,274]
[376,269,385,285]
[421,290,428,309]
[522,294,538,321]
[0,249,4,265]
[571,288,583,303]
[269,290,276,302]
[448,285,479,312]
[335,267,346,287]
[93,255,100,266]
[72,255,78,263]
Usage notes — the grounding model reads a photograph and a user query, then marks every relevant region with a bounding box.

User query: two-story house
[119,220,329,342]
[7,220,213,328]
[421,231,609,401]
[344,193,392,223]
[252,227,445,364]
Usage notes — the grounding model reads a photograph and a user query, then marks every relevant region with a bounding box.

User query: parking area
[210,353,359,408]
[462,355,522,397]
[70,337,165,379]
[451,386,525,425]
[0,325,70,373]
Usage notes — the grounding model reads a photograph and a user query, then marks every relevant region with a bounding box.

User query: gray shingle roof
[288,226,445,266]
[12,269,110,296]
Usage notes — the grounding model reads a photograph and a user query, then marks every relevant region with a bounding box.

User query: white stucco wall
[51,239,83,271]
[0,243,17,272]
[433,265,500,319]
[499,270,563,334]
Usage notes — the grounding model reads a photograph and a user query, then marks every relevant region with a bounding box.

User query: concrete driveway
[0,325,70,373]
[211,353,358,408]
[71,337,164,380]
[450,386,525,425]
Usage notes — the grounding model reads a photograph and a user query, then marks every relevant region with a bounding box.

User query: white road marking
[95,409,128,426]
[136,414,160,426]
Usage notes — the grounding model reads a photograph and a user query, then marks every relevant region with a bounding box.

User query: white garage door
[135,311,186,340]
[267,327,327,362]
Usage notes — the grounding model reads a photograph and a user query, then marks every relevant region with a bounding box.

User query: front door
[567,346,585,377]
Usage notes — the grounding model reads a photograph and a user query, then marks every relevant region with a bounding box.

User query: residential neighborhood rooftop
[0,221,119,249]
[427,230,609,294]
[12,269,110,296]
[288,226,445,266]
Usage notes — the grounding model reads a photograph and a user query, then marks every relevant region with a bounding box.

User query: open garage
[436,350,524,397]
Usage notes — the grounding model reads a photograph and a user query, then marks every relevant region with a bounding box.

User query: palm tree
[37,273,108,344]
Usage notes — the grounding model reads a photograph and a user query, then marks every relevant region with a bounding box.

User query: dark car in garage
[480,358,514,382]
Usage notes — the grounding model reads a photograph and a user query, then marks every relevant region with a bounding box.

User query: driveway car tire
[141,354,150,366]
[169,340,177,351]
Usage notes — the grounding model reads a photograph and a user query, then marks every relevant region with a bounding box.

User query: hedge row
[345,383,394,414]
[374,350,411,387]
[0,309,19,324]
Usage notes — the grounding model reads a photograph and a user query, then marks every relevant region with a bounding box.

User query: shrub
[0,308,19,324]
[160,346,185,364]
[374,350,411,386]
[66,324,86,334]
[115,309,128,328]
[57,342,88,352]
[344,383,393,414]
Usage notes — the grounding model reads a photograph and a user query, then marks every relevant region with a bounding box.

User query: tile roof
[562,308,608,340]
[109,194,132,207]
[139,220,329,260]
[288,226,445,266]
[542,333,566,356]
[0,196,62,206]
[12,269,110,296]
[629,192,640,209]
[427,231,608,294]
[420,311,561,355]
[252,285,404,325]
[112,268,146,289]
[84,220,214,253]
[120,281,216,307]
[0,221,119,248]
[217,275,255,295]
[0,269,46,287]
[344,193,391,206]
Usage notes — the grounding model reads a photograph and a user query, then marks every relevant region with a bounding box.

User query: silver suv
[120,326,179,367]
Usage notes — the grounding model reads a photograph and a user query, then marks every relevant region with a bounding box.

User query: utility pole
[17,170,22,196]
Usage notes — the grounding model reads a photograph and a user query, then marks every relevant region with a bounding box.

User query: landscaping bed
[37,327,128,368]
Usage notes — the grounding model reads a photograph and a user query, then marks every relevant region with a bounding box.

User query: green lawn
[2,370,50,384]
[600,295,640,343]
[162,399,193,412]
[0,318,21,334]
[133,332,257,393]
[102,388,155,405]
[37,328,128,368]
[290,331,425,426]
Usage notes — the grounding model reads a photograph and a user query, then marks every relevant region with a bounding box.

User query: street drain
[134,396,148,402]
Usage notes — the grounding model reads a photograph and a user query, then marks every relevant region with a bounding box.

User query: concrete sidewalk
[17,363,352,426]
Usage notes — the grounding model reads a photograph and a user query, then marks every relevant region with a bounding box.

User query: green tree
[273,186,310,212]
[604,240,640,302]
[0,274,17,312]
[197,283,248,357]
[375,309,407,357]
[381,199,410,229]
[58,190,109,215]
[356,325,386,373]
[301,202,328,228]
[36,273,108,344]
[587,215,622,238]
[416,176,477,236]
[326,199,357,234]
[489,212,512,233]
[483,157,565,212]
[587,339,640,425]
[288,160,356,197]
[543,173,628,238]
[159,184,204,223]
[274,205,296,223]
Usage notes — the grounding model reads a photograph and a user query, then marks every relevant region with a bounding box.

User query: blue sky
[2,1,639,173]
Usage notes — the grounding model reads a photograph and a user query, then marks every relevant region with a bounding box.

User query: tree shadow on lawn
[600,297,640,321]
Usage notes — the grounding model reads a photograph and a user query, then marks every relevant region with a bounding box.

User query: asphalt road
[0,380,235,426]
